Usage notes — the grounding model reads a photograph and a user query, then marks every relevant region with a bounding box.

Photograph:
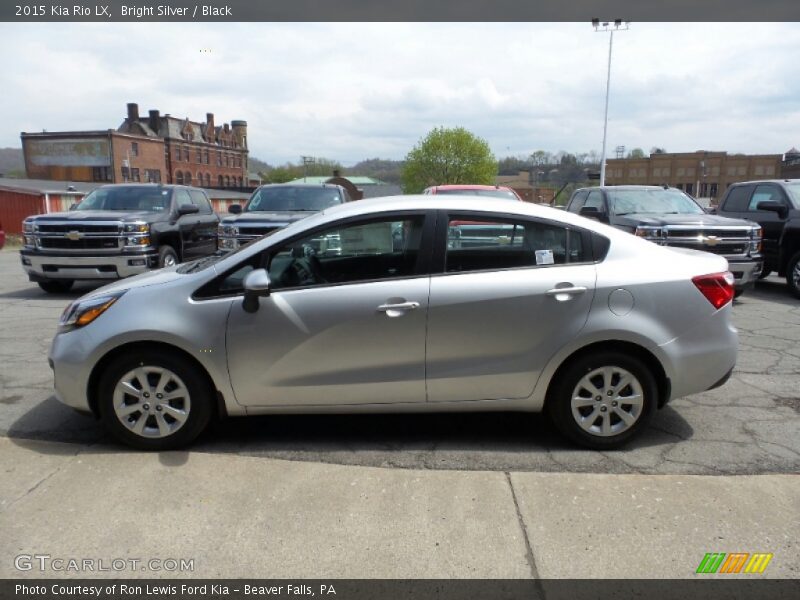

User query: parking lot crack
[505,471,545,589]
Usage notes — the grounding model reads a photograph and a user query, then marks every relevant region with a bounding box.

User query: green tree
[627,148,646,159]
[401,126,496,193]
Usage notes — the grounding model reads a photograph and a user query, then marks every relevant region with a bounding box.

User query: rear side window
[445,216,589,273]
[721,185,752,211]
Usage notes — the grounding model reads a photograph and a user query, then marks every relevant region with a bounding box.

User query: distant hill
[248,156,271,175]
[0,147,25,178]
[348,158,403,185]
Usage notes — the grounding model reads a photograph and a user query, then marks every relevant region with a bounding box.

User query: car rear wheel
[786,252,800,299]
[38,280,74,293]
[548,352,656,449]
[98,350,213,450]
[158,245,179,268]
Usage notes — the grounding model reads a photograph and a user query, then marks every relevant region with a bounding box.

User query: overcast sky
[1,22,798,165]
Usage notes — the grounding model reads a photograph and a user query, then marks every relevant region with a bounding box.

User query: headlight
[219,237,239,251]
[750,225,762,254]
[23,220,36,233]
[218,224,239,237]
[123,223,150,247]
[59,291,125,331]
[634,226,666,244]
[124,222,149,233]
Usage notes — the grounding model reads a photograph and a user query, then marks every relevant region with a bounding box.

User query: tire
[97,349,213,450]
[733,289,744,299]
[547,352,657,450]
[158,245,179,268]
[38,280,74,293]
[786,251,800,299]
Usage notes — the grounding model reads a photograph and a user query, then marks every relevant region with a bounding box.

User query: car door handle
[545,286,588,297]
[377,301,420,312]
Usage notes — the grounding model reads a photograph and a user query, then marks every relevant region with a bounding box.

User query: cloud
[0,22,798,165]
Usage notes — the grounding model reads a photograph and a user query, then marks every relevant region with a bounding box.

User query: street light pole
[593,18,629,187]
[301,155,315,182]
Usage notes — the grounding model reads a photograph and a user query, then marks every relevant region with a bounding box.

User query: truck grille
[237,225,282,243]
[664,228,751,257]
[34,221,124,253]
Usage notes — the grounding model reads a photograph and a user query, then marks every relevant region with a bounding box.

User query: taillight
[692,272,735,309]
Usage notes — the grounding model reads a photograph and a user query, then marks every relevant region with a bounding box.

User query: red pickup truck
[422,184,523,200]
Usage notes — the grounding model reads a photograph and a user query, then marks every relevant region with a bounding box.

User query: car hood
[220,211,315,226]
[615,213,755,228]
[81,265,185,299]
[31,210,163,223]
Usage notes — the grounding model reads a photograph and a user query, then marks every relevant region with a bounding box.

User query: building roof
[0,177,103,195]
[360,184,403,199]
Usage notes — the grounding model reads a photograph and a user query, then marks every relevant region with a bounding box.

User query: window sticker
[535,249,555,265]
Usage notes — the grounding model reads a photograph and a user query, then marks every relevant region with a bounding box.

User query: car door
[173,188,202,260]
[225,211,434,407]
[426,212,596,403]
[746,183,790,264]
[189,189,219,256]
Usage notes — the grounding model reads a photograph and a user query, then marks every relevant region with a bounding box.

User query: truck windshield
[246,186,343,212]
[435,189,519,200]
[75,187,172,212]
[608,189,704,215]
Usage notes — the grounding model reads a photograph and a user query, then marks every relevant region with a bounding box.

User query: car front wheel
[786,251,800,299]
[98,350,213,450]
[548,352,657,449]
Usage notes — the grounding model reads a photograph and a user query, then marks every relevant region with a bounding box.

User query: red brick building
[21,103,249,189]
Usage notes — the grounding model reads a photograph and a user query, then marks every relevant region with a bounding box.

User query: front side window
[445,216,587,273]
[189,190,213,213]
[749,184,785,211]
[584,190,606,212]
[268,215,426,290]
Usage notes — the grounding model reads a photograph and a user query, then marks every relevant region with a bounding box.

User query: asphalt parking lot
[1,249,798,475]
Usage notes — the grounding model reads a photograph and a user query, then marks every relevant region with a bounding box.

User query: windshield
[786,183,800,206]
[608,189,704,215]
[75,186,172,212]
[246,186,343,212]
[436,188,519,200]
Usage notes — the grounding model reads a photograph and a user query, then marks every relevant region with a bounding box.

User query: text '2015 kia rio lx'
[49,196,738,450]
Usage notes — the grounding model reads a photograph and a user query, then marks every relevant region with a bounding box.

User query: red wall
[0,190,45,234]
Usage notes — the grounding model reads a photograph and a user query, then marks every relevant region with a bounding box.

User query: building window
[727,166,737,176]
[710,183,718,198]
[121,166,130,182]
[145,169,161,183]
[197,172,203,186]
[183,146,190,161]
[175,171,184,185]
[737,166,746,176]
[92,167,111,182]
[218,175,223,187]
[131,168,141,182]
[238,176,243,187]
[677,167,685,176]
[766,165,775,176]
[225,175,231,187]
[217,152,222,167]
[754,165,765,176]
[204,173,211,187]
[676,183,683,190]
[185,171,192,185]
[131,142,139,157]
[685,183,694,195]
[175,146,182,161]
[203,149,209,164]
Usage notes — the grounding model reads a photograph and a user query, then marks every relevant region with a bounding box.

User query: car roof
[575,185,669,192]
[428,184,514,191]
[256,183,343,189]
[728,179,800,186]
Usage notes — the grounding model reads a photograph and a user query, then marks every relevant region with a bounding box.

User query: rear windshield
[607,189,704,215]
[246,186,343,212]
[435,189,519,200]
[75,187,172,212]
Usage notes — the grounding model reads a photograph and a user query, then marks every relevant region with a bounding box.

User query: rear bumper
[20,249,158,281]
[726,257,762,290]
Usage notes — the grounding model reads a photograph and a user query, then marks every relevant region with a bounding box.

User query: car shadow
[0,282,103,300]
[747,277,796,306]
[5,395,695,471]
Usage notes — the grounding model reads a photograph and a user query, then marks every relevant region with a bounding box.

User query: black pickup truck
[714,179,800,298]
[565,185,763,296]
[21,184,219,293]
[217,183,350,250]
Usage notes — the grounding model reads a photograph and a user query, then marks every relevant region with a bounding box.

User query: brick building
[21,103,249,189]
[604,151,783,203]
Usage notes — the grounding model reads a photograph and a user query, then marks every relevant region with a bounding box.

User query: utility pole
[301,156,316,182]
[593,18,629,187]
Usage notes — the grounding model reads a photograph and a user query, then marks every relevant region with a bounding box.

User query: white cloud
[1,22,798,165]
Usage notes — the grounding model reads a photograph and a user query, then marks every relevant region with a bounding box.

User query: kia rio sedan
[50,196,738,450]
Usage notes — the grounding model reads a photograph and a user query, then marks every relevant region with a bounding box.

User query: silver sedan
[49,196,738,450]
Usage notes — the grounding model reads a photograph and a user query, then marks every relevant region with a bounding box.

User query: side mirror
[242,268,271,313]
[704,206,717,214]
[580,206,605,221]
[756,201,788,218]
[177,203,200,216]
[69,203,79,211]
[229,204,243,215]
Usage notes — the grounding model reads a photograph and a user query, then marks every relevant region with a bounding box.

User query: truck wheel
[158,245,179,268]
[38,280,74,293]
[97,349,213,450]
[786,251,800,299]
[547,352,657,450]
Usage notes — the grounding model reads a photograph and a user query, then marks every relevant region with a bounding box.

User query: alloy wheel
[112,366,191,438]
[570,366,644,437]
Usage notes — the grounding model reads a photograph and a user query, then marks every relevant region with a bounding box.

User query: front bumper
[20,249,158,281]
[726,257,762,291]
